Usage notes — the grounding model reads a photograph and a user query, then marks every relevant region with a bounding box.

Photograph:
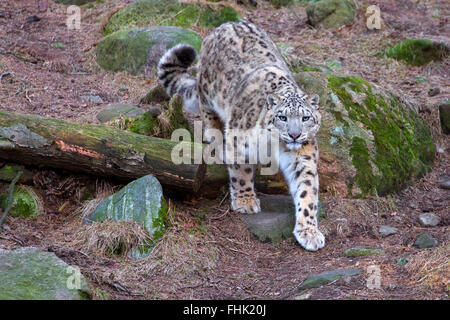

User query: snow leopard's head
[267,91,321,150]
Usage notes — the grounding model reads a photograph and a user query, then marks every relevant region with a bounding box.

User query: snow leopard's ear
[267,93,281,110]
[309,94,320,109]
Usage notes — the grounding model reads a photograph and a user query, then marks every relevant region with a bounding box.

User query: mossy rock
[269,0,295,8]
[343,247,384,257]
[55,0,95,5]
[0,185,43,218]
[384,39,449,66]
[104,0,240,35]
[96,26,202,77]
[292,60,435,197]
[306,0,356,29]
[83,174,169,244]
[126,94,193,138]
[0,247,91,300]
[0,164,33,184]
[96,104,145,123]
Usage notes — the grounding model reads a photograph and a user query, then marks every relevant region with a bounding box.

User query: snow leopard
[157,21,324,251]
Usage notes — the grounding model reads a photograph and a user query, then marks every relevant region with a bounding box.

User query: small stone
[294,292,311,300]
[379,225,398,237]
[439,179,450,190]
[418,212,440,227]
[343,247,384,257]
[413,233,438,249]
[298,268,362,291]
[396,257,410,266]
[428,87,440,97]
[81,95,104,104]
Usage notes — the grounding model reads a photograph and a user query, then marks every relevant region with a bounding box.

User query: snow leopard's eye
[302,116,310,122]
[278,115,287,122]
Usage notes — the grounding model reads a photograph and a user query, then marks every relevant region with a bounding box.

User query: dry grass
[79,220,152,257]
[408,244,450,292]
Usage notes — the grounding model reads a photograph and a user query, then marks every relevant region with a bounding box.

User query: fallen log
[0,110,289,196]
[0,110,205,192]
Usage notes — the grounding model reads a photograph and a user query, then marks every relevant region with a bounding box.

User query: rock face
[306,0,356,29]
[291,59,435,197]
[84,174,168,242]
[418,213,440,227]
[96,104,145,123]
[96,26,202,76]
[0,247,91,300]
[384,39,449,66]
[104,0,240,35]
[298,268,362,291]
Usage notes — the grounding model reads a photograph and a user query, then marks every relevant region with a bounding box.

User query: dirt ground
[0,0,448,300]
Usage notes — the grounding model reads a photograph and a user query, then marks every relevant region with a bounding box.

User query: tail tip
[171,44,197,67]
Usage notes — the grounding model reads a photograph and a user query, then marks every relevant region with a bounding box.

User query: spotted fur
[158,21,324,251]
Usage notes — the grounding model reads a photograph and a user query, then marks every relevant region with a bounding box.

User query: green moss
[104,0,240,35]
[306,0,356,29]
[384,39,449,66]
[152,196,169,242]
[1,186,41,218]
[199,6,240,28]
[349,137,376,195]
[327,75,435,196]
[128,111,159,135]
[270,0,294,8]
[343,247,383,257]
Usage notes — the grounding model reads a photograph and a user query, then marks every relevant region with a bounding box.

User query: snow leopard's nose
[289,133,300,141]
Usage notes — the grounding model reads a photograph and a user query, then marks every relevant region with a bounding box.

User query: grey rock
[439,179,450,190]
[242,194,295,243]
[83,175,168,240]
[379,225,398,237]
[413,233,438,249]
[0,247,91,300]
[96,103,145,123]
[242,194,325,243]
[418,212,440,227]
[298,268,362,291]
[81,95,104,104]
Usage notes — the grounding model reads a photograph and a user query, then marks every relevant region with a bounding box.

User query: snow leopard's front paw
[294,226,325,251]
[231,195,261,214]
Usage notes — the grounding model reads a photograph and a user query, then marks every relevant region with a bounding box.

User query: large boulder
[96,26,202,77]
[104,0,240,35]
[83,174,169,244]
[0,247,91,300]
[306,0,356,29]
[290,58,435,197]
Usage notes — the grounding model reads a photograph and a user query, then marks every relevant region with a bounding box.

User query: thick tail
[157,44,199,114]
